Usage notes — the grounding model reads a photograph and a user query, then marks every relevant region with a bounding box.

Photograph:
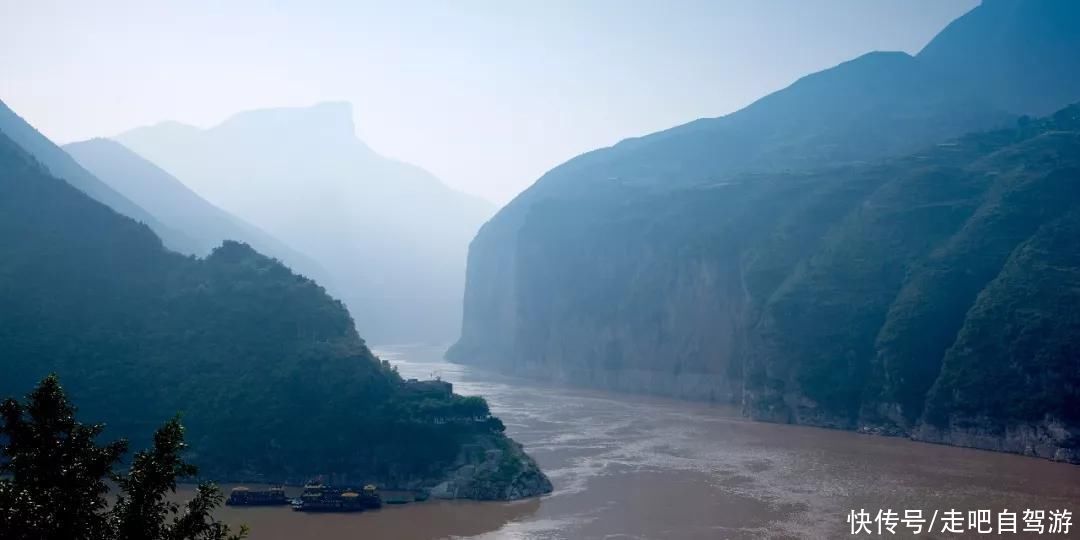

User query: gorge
[0,99,549,501]
[449,0,1080,462]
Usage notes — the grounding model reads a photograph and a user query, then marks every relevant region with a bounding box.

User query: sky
[0,0,979,205]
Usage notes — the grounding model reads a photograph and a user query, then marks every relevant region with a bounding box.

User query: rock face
[913,419,1080,464]
[450,1,1080,463]
[428,435,552,501]
[451,48,1012,374]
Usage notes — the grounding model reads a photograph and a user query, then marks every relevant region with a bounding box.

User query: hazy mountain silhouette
[453,45,1013,372]
[0,99,197,253]
[0,113,549,492]
[564,50,1010,188]
[64,137,330,282]
[918,0,1080,116]
[116,102,493,344]
[451,0,1080,460]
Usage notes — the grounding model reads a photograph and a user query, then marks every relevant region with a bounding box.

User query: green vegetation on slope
[0,128,539,487]
[924,206,1080,430]
[463,102,1080,460]
[753,110,1080,428]
[451,4,1080,462]
[449,45,1015,363]
[1,376,247,540]
[0,101,197,254]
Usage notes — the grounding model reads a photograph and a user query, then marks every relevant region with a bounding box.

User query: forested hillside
[452,49,1013,370]
[0,127,549,496]
[466,100,1080,461]
[450,0,1080,462]
[745,107,1080,445]
[0,100,196,254]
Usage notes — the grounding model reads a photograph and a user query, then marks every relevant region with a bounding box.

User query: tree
[457,396,491,421]
[0,375,247,540]
[0,374,126,540]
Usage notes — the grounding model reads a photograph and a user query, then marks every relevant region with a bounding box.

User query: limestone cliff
[453,105,1080,463]
[450,1,1080,463]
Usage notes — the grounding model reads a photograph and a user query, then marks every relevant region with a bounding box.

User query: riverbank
[450,354,1080,466]
[196,345,1080,539]
[174,484,542,540]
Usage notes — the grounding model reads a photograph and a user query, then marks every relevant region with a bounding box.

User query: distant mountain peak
[0,98,199,253]
[215,101,358,143]
[918,0,1080,116]
[146,119,198,130]
[310,100,354,116]
[110,100,494,343]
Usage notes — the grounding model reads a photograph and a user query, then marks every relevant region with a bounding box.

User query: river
[188,344,1080,539]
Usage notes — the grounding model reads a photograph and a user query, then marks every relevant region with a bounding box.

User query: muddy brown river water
[180,345,1080,539]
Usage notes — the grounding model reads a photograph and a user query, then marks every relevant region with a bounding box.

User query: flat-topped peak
[215,101,357,141]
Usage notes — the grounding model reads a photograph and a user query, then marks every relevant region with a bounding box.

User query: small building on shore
[402,378,453,396]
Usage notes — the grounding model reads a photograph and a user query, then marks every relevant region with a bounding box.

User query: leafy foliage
[0,376,247,540]
[0,128,508,483]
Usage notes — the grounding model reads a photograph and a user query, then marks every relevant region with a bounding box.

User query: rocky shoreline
[909,419,1080,464]
[201,431,552,502]
[448,356,1080,466]
[427,434,552,501]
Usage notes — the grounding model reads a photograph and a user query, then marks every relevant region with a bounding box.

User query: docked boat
[225,486,289,506]
[291,483,382,512]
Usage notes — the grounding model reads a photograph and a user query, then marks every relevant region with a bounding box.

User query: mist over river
[194,345,1080,539]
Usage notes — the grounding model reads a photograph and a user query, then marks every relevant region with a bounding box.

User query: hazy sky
[1,0,978,204]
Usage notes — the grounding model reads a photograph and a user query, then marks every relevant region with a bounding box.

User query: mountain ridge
[450,0,1080,462]
[114,102,494,343]
[63,137,331,282]
[0,99,198,254]
[917,0,1080,116]
[0,113,550,497]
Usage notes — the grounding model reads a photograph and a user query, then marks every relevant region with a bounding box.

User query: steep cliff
[459,99,1080,461]
[744,112,1080,435]
[451,0,1080,462]
[451,49,1011,368]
